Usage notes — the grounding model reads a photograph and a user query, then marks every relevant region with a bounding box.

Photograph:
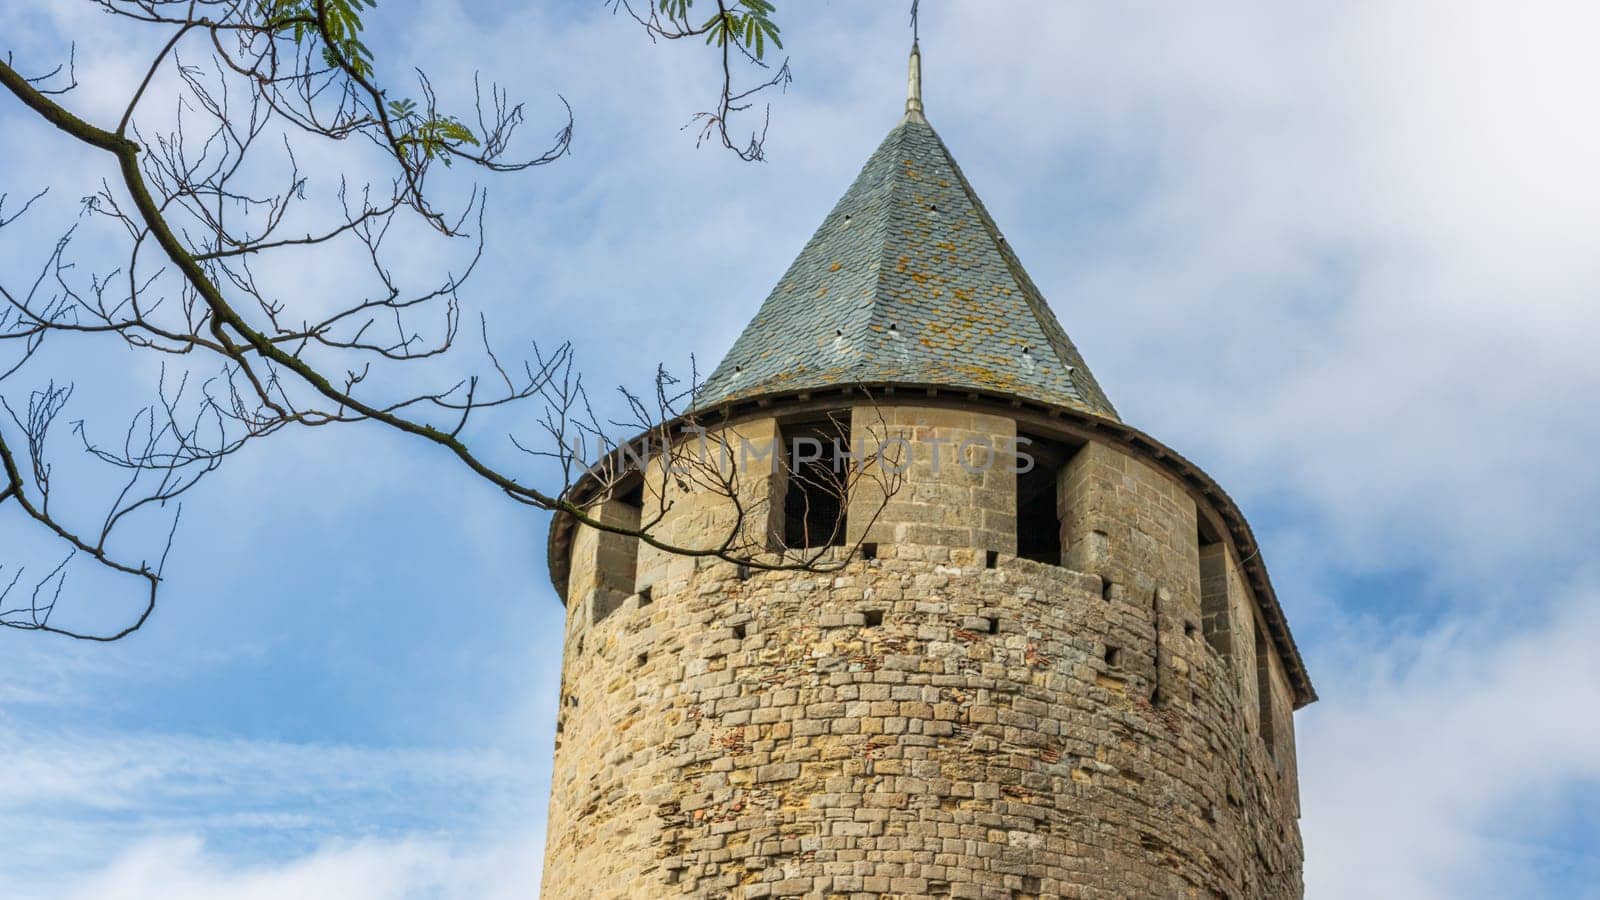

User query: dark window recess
[782,418,850,549]
[1017,434,1072,565]
[615,479,645,507]
[1198,520,1233,659]
[985,549,999,569]
[861,542,878,561]
[1150,587,1164,706]
[1104,645,1122,667]
[636,651,649,668]
[638,586,653,606]
[733,623,747,640]
[862,609,885,628]
[1255,624,1277,758]
[986,617,1000,635]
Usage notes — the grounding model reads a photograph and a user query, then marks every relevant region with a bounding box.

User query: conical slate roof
[696,97,1117,419]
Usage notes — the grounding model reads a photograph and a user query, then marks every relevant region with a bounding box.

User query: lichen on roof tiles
[695,117,1117,420]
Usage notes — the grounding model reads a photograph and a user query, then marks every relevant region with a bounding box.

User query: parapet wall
[846,406,1018,555]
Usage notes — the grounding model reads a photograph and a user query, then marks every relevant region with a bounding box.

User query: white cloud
[0,725,541,897]
[46,832,544,900]
[1300,576,1600,898]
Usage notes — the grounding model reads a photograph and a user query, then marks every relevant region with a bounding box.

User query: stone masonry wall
[567,497,643,627]
[1259,620,1301,819]
[634,417,785,598]
[544,542,1303,898]
[546,420,1303,898]
[1059,441,1200,713]
[847,406,1017,557]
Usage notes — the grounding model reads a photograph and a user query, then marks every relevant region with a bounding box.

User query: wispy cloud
[48,832,544,900]
[1300,575,1600,897]
[0,725,539,897]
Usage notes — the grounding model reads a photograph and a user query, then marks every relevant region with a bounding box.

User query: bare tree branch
[1,1,888,641]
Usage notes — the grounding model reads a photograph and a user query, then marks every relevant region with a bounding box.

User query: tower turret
[543,43,1313,900]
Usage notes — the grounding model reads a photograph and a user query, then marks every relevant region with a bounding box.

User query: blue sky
[3,2,1599,897]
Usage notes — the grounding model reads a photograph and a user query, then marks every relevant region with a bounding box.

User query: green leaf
[695,2,780,59]
[265,0,378,78]
[395,113,480,165]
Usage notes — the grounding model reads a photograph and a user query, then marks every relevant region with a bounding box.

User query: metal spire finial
[904,1,926,123]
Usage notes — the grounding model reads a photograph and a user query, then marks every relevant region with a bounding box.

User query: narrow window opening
[986,616,1000,635]
[1198,519,1233,659]
[638,586,653,607]
[1150,587,1164,705]
[636,651,649,668]
[737,563,751,581]
[984,549,999,569]
[733,623,747,640]
[860,542,878,561]
[1185,620,1199,639]
[1102,578,1118,602]
[1104,645,1122,667]
[862,609,884,628]
[615,479,645,507]
[1255,623,1277,759]
[1017,434,1071,565]
[782,417,849,549]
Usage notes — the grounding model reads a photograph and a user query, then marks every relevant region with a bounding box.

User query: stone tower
[542,44,1314,900]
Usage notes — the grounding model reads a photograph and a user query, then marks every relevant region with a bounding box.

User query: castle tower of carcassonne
[541,43,1313,900]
